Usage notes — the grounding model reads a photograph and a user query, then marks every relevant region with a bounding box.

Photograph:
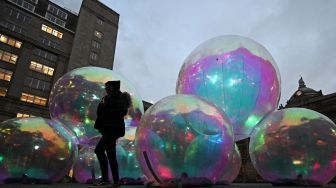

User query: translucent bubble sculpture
[73,145,110,183]
[176,35,281,141]
[0,117,78,183]
[73,137,142,183]
[219,144,241,184]
[49,66,144,144]
[249,108,336,186]
[135,94,234,183]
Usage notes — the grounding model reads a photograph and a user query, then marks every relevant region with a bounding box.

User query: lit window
[0,35,7,43]
[90,52,98,61]
[94,30,103,39]
[0,68,13,81]
[20,92,47,106]
[29,61,54,76]
[17,113,35,118]
[41,24,63,39]
[0,33,22,48]
[0,49,18,64]
[0,87,7,97]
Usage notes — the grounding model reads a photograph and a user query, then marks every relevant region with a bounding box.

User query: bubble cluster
[135,95,234,183]
[177,35,281,141]
[0,118,78,183]
[250,108,336,186]
[49,66,144,144]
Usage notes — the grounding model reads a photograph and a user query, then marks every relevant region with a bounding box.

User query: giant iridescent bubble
[0,118,78,183]
[249,108,336,186]
[219,144,241,184]
[49,66,144,144]
[176,35,281,141]
[135,95,234,183]
[73,137,142,183]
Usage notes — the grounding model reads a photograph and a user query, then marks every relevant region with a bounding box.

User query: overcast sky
[52,0,336,105]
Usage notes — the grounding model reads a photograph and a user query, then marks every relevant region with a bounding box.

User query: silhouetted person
[92,80,131,187]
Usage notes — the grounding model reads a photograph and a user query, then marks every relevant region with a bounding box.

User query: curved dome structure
[286,77,322,107]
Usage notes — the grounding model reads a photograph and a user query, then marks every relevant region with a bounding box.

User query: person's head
[105,80,120,94]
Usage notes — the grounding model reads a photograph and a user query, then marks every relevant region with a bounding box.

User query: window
[22,1,35,11]
[9,8,32,24]
[20,92,47,106]
[41,24,63,39]
[0,87,7,97]
[0,68,13,81]
[92,40,101,49]
[41,37,59,49]
[90,52,98,61]
[0,33,22,48]
[0,21,25,34]
[45,12,66,27]
[17,113,35,118]
[34,48,58,62]
[8,0,35,12]
[47,4,68,20]
[27,0,38,4]
[25,77,51,91]
[94,30,103,39]
[30,61,54,76]
[97,18,104,25]
[0,49,18,64]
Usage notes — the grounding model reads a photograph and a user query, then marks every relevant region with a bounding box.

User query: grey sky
[52,0,336,105]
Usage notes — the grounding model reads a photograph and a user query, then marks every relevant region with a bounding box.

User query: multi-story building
[0,0,119,121]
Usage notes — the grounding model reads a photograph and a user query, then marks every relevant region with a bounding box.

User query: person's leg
[106,136,119,184]
[94,135,109,182]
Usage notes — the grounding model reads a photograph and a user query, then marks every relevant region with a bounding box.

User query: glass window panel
[0,35,8,43]
[15,41,22,48]
[8,39,15,46]
[2,53,10,62]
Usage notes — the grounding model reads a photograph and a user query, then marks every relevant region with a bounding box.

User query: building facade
[0,0,119,121]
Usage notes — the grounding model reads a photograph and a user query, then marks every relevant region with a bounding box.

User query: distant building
[236,77,336,182]
[281,77,336,122]
[0,0,119,121]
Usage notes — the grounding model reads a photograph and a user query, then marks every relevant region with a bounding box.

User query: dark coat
[94,91,130,137]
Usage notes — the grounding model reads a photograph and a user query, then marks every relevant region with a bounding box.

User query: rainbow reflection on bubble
[250,108,336,186]
[135,95,234,183]
[49,66,144,145]
[176,35,281,141]
[73,138,142,183]
[219,144,241,184]
[0,118,78,183]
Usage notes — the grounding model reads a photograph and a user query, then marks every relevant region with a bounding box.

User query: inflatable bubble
[135,94,234,183]
[0,118,78,183]
[219,144,241,184]
[249,108,336,186]
[49,66,144,144]
[73,145,110,183]
[73,138,142,183]
[176,35,281,141]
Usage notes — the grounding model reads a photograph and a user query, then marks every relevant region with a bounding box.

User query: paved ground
[1,183,336,188]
